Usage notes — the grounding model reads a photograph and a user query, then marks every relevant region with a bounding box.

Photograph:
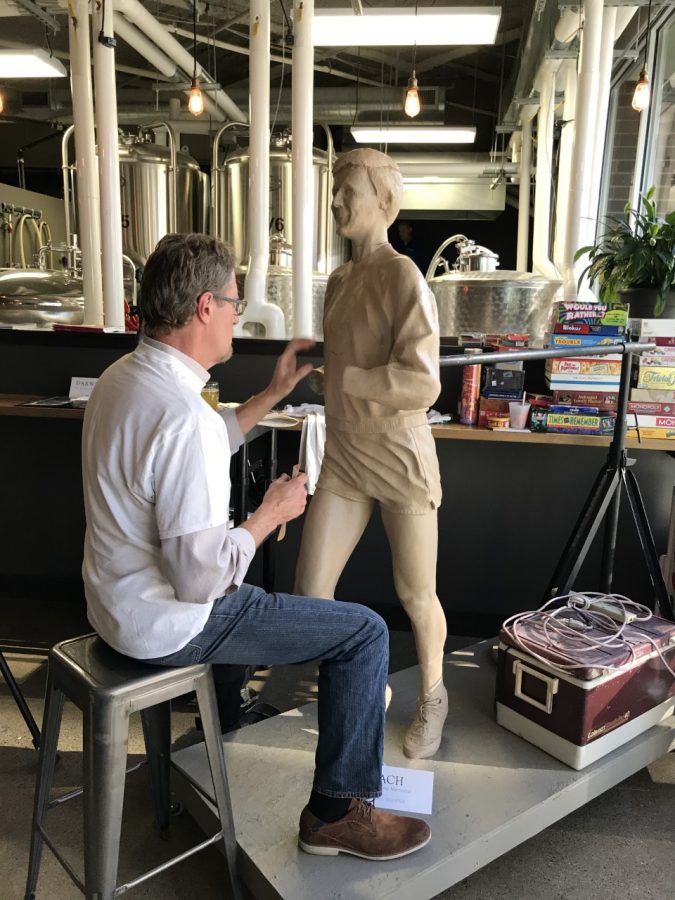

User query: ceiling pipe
[93,0,125,330]
[112,12,177,79]
[167,24,383,87]
[113,0,246,122]
[532,59,561,281]
[69,0,103,326]
[563,0,605,300]
[238,0,285,339]
[292,0,314,338]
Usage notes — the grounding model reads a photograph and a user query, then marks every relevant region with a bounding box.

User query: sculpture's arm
[342,267,440,410]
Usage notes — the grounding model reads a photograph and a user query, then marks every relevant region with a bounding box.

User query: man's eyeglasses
[212,294,247,316]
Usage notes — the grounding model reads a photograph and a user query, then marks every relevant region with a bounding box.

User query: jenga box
[552,301,629,328]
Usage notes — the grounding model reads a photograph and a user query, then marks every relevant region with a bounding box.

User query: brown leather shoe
[298,799,431,860]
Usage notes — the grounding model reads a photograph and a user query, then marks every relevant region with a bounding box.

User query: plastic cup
[509,401,531,430]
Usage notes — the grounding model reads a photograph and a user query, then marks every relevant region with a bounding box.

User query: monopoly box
[495,613,675,769]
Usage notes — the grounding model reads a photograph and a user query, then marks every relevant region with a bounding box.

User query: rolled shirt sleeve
[218,407,245,454]
[160,524,256,605]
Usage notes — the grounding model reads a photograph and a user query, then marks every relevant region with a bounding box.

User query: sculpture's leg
[294,488,374,599]
[381,506,448,758]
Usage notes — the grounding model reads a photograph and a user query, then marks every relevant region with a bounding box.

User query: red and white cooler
[495,613,675,769]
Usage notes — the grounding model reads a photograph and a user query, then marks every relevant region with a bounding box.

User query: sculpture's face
[331,165,387,242]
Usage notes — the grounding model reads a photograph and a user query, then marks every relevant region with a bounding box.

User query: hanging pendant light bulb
[404,71,421,118]
[631,68,650,112]
[632,0,652,113]
[404,2,421,118]
[188,0,204,117]
[188,75,204,116]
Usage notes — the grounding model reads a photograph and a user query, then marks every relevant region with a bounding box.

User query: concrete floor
[1,632,673,900]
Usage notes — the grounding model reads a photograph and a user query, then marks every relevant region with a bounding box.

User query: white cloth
[298,411,326,494]
[82,339,255,658]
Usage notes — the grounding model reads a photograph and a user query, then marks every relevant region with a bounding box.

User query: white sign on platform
[374,764,434,815]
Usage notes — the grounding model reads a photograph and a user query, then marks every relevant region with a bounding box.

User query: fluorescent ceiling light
[0,48,67,78]
[313,7,501,46]
[351,126,477,144]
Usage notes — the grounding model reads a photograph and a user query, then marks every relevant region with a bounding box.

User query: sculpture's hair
[333,149,403,226]
[139,233,236,337]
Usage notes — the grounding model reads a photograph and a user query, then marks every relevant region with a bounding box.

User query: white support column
[532,60,561,280]
[588,6,617,237]
[239,0,285,338]
[553,61,577,274]
[93,0,125,331]
[69,0,103,326]
[292,0,315,338]
[563,0,604,298]
[516,112,534,272]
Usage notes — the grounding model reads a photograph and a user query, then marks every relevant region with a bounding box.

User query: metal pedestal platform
[171,641,674,900]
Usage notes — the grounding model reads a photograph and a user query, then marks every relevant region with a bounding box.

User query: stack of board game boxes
[541,301,628,435]
[627,318,675,441]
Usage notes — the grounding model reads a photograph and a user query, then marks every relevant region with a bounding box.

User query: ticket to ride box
[495,614,675,769]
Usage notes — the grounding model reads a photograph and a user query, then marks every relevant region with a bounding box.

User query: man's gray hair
[333,148,403,226]
[140,233,236,337]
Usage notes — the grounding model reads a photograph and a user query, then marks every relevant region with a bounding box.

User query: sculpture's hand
[269,339,316,402]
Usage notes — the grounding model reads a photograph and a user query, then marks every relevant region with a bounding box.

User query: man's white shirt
[82,338,255,658]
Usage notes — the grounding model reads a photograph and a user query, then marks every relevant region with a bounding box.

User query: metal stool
[25,634,243,900]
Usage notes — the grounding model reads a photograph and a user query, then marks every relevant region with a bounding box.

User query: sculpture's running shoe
[402,682,448,759]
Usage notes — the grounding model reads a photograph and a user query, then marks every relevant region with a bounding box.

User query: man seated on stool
[81,233,431,862]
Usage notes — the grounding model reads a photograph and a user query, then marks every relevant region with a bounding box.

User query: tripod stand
[0,649,40,749]
[545,347,674,620]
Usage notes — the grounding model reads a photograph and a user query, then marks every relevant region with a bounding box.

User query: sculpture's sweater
[318,243,442,513]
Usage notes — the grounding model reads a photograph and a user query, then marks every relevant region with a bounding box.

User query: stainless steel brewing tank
[427,271,563,346]
[118,137,209,265]
[0,268,84,325]
[234,267,329,339]
[217,145,346,274]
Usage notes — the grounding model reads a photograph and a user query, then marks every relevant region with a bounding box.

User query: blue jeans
[144,583,388,799]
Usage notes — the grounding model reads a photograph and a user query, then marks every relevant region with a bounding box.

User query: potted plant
[574,187,675,317]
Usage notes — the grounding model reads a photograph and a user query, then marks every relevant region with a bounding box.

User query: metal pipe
[439,342,655,368]
[292,0,314,337]
[211,122,249,238]
[69,0,103,326]
[112,12,177,79]
[239,0,284,339]
[145,122,177,232]
[60,124,75,243]
[93,0,125,330]
[425,234,468,281]
[115,0,246,123]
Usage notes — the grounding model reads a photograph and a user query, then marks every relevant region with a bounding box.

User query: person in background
[81,232,431,861]
[394,219,425,272]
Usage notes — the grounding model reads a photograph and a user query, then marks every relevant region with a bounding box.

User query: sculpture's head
[331,149,403,241]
